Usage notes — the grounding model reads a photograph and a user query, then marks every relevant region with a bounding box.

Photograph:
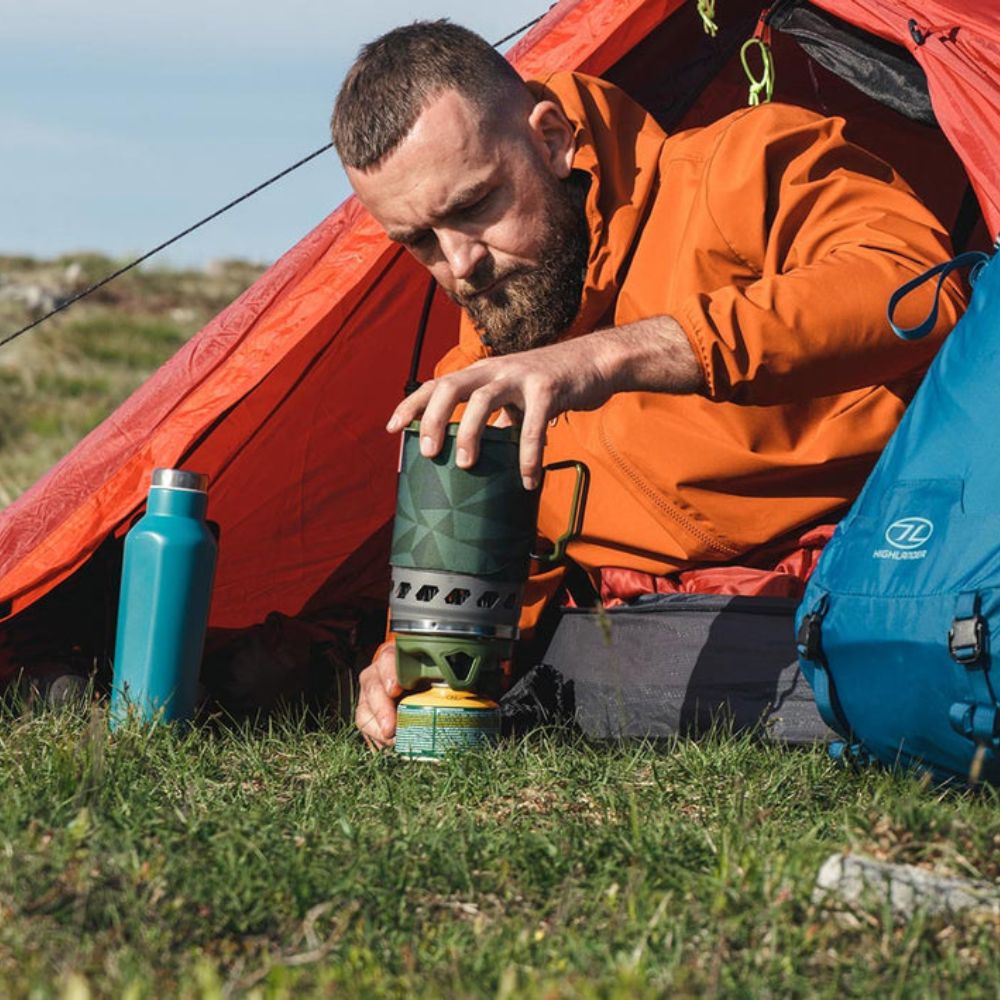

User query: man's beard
[446,172,591,356]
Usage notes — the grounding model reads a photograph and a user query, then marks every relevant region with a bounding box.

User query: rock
[45,674,90,709]
[0,283,58,314]
[814,852,1000,920]
[203,259,228,278]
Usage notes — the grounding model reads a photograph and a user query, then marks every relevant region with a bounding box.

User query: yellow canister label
[395,688,500,761]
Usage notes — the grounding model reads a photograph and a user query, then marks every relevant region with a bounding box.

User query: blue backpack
[796,248,1000,782]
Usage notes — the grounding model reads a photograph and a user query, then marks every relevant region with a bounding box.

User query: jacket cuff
[673,298,720,401]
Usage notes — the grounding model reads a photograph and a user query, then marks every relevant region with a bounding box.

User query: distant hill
[0,254,265,506]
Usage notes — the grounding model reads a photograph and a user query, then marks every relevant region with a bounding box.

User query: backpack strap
[947,591,1000,746]
[888,251,990,341]
[795,594,852,738]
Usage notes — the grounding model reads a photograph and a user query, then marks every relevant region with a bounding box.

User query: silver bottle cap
[151,468,209,492]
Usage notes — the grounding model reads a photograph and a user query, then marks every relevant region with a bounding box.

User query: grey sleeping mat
[530,593,834,745]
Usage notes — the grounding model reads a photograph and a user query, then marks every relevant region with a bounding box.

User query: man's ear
[527,100,575,179]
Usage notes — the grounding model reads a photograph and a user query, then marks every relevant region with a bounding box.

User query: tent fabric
[0,200,394,610]
[770,3,936,125]
[0,0,995,665]
[0,0,669,628]
[810,0,1000,238]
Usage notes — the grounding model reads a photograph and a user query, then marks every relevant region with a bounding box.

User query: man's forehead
[347,89,509,229]
[406,88,498,155]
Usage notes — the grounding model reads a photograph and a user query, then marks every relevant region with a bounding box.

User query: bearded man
[331,20,965,747]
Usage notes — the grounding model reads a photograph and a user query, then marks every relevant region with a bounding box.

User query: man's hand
[356,642,403,749]
[386,316,704,489]
[388,337,614,489]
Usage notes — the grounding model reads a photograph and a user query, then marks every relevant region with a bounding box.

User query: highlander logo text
[873,516,934,561]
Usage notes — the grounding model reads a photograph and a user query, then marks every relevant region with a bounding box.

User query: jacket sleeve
[673,106,968,406]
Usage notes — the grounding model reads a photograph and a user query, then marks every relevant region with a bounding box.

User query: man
[331,20,965,747]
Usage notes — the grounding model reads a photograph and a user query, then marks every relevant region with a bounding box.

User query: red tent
[0,0,995,676]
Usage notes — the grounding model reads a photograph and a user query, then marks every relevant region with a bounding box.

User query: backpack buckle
[949,615,985,665]
[796,612,824,662]
[949,700,1000,746]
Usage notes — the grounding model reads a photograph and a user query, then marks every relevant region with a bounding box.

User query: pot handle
[534,460,589,564]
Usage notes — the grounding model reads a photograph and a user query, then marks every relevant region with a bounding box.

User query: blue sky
[1,1,551,267]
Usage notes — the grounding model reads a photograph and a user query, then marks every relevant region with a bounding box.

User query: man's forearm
[591,315,706,397]
[388,313,707,489]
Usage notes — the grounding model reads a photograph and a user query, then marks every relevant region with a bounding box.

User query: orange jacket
[435,73,966,623]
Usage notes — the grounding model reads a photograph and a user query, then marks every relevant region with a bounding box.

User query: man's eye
[463,193,491,217]
[406,231,434,250]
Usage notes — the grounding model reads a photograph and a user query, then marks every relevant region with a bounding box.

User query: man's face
[346,89,590,355]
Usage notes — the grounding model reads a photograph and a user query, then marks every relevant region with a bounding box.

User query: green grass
[3,256,1000,995]
[67,315,188,368]
[1,701,1000,998]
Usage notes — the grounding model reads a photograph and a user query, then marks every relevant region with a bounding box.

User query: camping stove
[388,422,586,759]
[389,422,537,760]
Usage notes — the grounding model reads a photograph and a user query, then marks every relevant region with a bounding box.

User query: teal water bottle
[110,469,218,727]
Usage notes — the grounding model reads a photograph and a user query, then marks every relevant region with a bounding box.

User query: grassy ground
[0,254,263,505]
[3,257,999,997]
[1,699,999,998]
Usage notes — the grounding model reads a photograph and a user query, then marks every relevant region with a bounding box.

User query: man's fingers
[518,400,551,490]
[455,384,506,467]
[417,375,473,458]
[356,643,402,748]
[385,351,569,485]
[386,381,436,434]
[356,702,394,748]
[355,683,397,746]
[375,643,403,698]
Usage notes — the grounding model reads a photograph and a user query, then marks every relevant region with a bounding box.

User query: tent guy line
[0,8,549,354]
[0,142,334,352]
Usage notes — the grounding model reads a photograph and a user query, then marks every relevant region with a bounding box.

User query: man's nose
[437,229,487,282]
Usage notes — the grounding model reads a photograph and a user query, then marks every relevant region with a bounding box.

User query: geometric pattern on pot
[391,426,539,579]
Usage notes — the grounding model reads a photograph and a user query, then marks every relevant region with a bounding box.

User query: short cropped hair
[331,20,531,171]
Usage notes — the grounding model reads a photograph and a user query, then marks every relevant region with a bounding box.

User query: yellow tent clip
[697,0,719,37]
[740,36,775,105]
